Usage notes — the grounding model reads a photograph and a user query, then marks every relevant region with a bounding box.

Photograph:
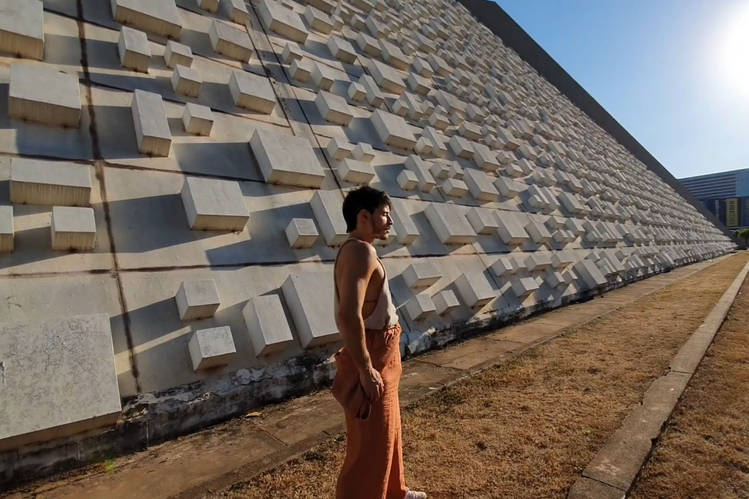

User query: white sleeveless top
[333,238,399,330]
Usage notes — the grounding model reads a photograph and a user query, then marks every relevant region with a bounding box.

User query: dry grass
[630,277,749,499]
[211,253,748,499]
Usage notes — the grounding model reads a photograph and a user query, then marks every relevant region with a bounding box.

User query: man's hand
[358,365,384,401]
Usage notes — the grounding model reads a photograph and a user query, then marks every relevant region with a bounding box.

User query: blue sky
[493,0,749,179]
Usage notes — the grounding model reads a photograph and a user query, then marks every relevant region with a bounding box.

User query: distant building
[679,168,749,229]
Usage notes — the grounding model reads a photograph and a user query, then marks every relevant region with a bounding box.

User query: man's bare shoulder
[337,239,376,267]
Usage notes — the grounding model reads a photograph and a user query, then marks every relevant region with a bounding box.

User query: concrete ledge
[570,259,749,498]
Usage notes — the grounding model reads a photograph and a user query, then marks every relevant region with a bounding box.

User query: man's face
[369,204,393,240]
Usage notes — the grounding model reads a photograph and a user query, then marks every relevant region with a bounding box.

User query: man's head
[342,186,392,240]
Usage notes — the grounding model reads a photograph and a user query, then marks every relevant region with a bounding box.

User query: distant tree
[737,228,749,247]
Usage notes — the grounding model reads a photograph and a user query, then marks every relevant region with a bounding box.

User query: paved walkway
[12,257,727,499]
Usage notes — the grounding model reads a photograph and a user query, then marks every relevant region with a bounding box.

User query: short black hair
[342,186,391,232]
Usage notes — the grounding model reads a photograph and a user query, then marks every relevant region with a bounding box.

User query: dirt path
[629,276,749,498]
[209,253,749,499]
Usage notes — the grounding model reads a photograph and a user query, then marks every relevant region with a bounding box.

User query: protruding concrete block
[197,0,219,13]
[0,205,14,253]
[51,206,96,251]
[181,177,249,231]
[511,276,539,298]
[327,35,357,63]
[326,136,354,161]
[466,207,499,234]
[282,42,304,63]
[496,213,529,245]
[397,169,418,190]
[310,61,336,91]
[433,289,460,315]
[525,252,553,271]
[289,57,313,82]
[371,110,417,150]
[110,0,182,38]
[494,176,527,199]
[405,155,436,192]
[0,0,44,60]
[425,203,477,245]
[250,128,325,188]
[380,39,410,70]
[352,142,375,162]
[448,135,474,159]
[171,65,202,97]
[243,295,295,356]
[303,5,332,34]
[347,81,367,102]
[491,255,521,277]
[472,142,500,171]
[339,158,375,185]
[182,102,214,136]
[188,326,236,371]
[356,31,381,57]
[369,59,406,95]
[464,169,499,201]
[311,190,347,246]
[403,261,440,289]
[406,293,436,321]
[406,72,431,96]
[455,272,494,308]
[210,20,253,62]
[0,314,121,451]
[359,74,386,107]
[525,220,552,244]
[164,40,193,68]
[230,71,276,113]
[258,0,308,43]
[10,158,92,206]
[551,250,576,269]
[175,279,221,320]
[391,199,419,245]
[574,259,608,289]
[544,268,567,288]
[315,91,353,126]
[440,178,468,198]
[282,272,339,348]
[285,218,319,248]
[9,63,81,127]
[222,0,250,24]
[131,89,171,156]
[118,26,151,73]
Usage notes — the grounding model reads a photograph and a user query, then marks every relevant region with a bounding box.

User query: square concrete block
[110,0,181,38]
[132,89,171,156]
[327,35,357,63]
[544,268,567,288]
[311,190,347,246]
[412,57,434,78]
[369,59,406,95]
[466,207,499,234]
[182,102,214,136]
[491,255,521,277]
[464,169,499,201]
[303,5,332,34]
[574,260,608,288]
[243,295,295,356]
[380,39,410,70]
[229,70,276,113]
[433,289,460,315]
[326,136,354,160]
[0,205,14,253]
[406,293,436,321]
[559,191,586,216]
[448,135,474,159]
[0,0,44,60]
[282,272,339,348]
[403,261,440,289]
[197,0,219,13]
[210,20,252,62]
[352,142,375,162]
[455,272,494,308]
[525,220,552,244]
[425,203,477,245]
[181,176,249,231]
[258,0,308,43]
[250,128,325,188]
[496,213,530,245]
[0,314,121,452]
[9,63,81,127]
[285,217,319,248]
[392,200,419,245]
[176,279,221,320]
[397,169,418,190]
[51,206,96,251]
[511,276,539,298]
[440,178,468,198]
[551,250,577,269]
[282,42,304,64]
[405,155,436,192]
[406,72,431,96]
[118,26,151,73]
[430,161,451,180]
[359,74,385,107]
[171,65,202,97]
[525,252,553,270]
[315,91,353,126]
[339,158,375,185]
[164,40,193,68]
[371,110,416,150]
[188,326,237,371]
[311,61,336,91]
[289,57,313,82]
[10,158,92,206]
[356,31,381,57]
[223,0,250,24]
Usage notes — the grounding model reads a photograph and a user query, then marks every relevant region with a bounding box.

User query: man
[332,186,426,499]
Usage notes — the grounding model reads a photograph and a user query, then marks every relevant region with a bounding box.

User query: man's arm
[335,241,384,401]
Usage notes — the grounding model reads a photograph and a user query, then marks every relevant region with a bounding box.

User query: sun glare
[718,2,749,99]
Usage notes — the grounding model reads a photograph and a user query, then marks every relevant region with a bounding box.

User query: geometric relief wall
[0,0,734,451]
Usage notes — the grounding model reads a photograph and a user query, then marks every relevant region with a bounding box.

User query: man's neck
[349,230,374,245]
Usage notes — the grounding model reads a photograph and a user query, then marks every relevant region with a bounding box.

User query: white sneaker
[405,491,427,499]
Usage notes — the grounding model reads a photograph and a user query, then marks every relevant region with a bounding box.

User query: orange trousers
[333,324,408,499]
